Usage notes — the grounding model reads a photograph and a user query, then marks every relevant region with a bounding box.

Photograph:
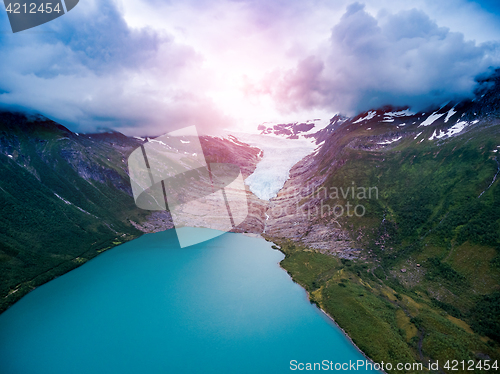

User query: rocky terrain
[263,154,360,257]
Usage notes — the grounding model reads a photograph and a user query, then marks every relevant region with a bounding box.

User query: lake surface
[0,228,377,373]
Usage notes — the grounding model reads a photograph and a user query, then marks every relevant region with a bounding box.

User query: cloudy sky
[0,0,500,135]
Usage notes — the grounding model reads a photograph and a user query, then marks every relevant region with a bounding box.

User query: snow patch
[429,121,469,140]
[384,109,415,117]
[444,107,456,123]
[443,121,468,137]
[315,140,325,150]
[255,118,330,139]
[302,118,330,133]
[54,193,97,217]
[419,112,445,127]
[54,193,71,205]
[150,139,166,146]
[225,135,250,147]
[378,136,402,145]
[414,131,423,140]
[180,140,190,144]
[353,111,376,124]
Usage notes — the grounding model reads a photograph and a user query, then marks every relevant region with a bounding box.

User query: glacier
[232,132,316,201]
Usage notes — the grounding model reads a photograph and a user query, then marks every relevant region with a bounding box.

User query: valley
[1,70,500,373]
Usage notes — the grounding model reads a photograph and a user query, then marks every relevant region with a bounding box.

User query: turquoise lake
[0,228,378,373]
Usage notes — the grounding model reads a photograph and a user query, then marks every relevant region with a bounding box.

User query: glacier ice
[234,132,316,201]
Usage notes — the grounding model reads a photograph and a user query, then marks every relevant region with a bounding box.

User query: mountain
[2,68,500,373]
[264,69,500,370]
[257,118,329,141]
[0,113,263,313]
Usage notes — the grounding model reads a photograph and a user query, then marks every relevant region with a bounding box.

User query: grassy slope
[0,114,148,313]
[268,119,500,373]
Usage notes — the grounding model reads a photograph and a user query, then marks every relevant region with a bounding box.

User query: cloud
[264,3,500,115]
[0,0,230,135]
[1,0,500,133]
[55,3,162,73]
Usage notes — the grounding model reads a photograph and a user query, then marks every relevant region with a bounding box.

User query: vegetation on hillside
[0,113,149,313]
[270,238,499,374]
[268,98,500,372]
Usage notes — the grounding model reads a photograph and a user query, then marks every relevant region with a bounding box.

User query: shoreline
[272,242,386,374]
[0,234,139,315]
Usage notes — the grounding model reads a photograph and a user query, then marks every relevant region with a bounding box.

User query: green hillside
[270,78,500,371]
[0,113,149,313]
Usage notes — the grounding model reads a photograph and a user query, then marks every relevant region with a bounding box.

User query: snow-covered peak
[255,118,330,141]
